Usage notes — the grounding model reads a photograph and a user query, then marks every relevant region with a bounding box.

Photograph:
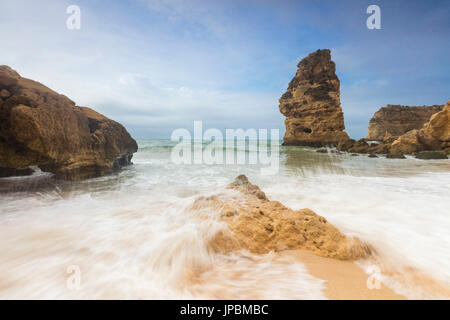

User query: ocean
[0,139,449,299]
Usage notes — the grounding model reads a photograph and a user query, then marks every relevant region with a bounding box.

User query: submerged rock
[279,49,349,147]
[195,175,370,260]
[367,104,443,141]
[337,138,390,155]
[337,138,356,152]
[0,167,34,177]
[347,139,370,154]
[316,148,328,153]
[368,153,378,158]
[415,151,448,160]
[0,65,138,180]
[386,153,406,159]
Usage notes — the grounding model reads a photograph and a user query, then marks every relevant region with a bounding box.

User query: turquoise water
[0,139,449,298]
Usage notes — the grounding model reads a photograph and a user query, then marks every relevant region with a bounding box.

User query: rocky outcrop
[336,138,390,154]
[0,65,138,180]
[415,151,447,160]
[367,105,443,141]
[279,49,349,147]
[194,175,370,260]
[386,153,406,159]
[390,101,450,154]
[335,101,449,156]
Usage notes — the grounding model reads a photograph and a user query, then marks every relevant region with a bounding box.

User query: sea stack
[367,104,444,142]
[0,65,138,180]
[279,49,349,146]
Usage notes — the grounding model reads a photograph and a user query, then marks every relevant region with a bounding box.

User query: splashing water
[0,140,449,299]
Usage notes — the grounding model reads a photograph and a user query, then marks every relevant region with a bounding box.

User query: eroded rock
[337,138,390,155]
[367,104,443,141]
[390,101,450,154]
[386,153,406,159]
[415,151,448,160]
[0,65,138,180]
[279,49,349,147]
[195,175,370,260]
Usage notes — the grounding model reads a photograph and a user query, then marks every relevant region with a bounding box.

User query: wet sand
[282,250,405,300]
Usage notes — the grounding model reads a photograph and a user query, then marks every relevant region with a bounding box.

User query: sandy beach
[284,250,404,300]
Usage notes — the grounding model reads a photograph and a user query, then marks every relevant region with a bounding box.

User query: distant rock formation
[336,100,449,156]
[390,100,450,154]
[367,104,443,141]
[279,49,349,147]
[0,65,138,180]
[194,175,370,260]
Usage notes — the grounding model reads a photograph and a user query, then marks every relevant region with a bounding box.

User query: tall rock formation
[390,100,450,154]
[0,65,138,180]
[367,104,444,141]
[279,49,349,146]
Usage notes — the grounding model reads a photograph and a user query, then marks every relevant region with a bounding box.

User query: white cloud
[1,0,447,139]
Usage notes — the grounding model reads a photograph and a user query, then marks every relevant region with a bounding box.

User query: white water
[0,140,449,299]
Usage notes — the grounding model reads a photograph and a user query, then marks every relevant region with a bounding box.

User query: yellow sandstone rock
[194,175,370,260]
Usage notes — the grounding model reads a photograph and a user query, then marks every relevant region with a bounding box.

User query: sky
[0,0,449,139]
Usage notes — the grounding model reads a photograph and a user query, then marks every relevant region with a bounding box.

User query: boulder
[389,129,421,154]
[415,151,448,160]
[194,175,370,260]
[347,139,370,153]
[0,65,138,180]
[337,138,390,154]
[279,49,349,146]
[337,138,356,152]
[386,153,406,159]
[369,142,391,154]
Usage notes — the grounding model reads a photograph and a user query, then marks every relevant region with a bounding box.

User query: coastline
[1,141,449,299]
[282,250,405,300]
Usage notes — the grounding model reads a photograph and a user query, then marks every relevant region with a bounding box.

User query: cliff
[279,49,349,147]
[0,65,138,180]
[367,104,443,141]
[390,100,450,154]
[336,100,450,156]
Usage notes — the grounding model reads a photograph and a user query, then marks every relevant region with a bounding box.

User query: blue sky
[0,0,449,139]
